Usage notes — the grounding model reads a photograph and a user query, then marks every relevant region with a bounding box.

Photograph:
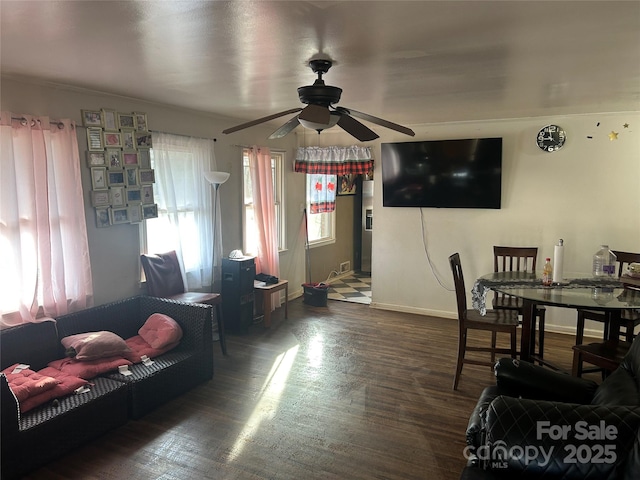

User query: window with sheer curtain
[141,133,220,290]
[0,113,93,328]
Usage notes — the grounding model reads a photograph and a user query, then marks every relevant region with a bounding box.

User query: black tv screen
[381,137,502,209]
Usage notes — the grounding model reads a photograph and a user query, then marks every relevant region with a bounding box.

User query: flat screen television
[381,137,502,209]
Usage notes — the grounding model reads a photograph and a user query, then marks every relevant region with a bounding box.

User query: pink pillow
[61,331,130,361]
[138,313,183,349]
[19,367,88,413]
[2,364,59,402]
[125,335,179,363]
[48,356,132,380]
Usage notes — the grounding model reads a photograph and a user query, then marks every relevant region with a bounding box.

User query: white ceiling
[2,1,639,135]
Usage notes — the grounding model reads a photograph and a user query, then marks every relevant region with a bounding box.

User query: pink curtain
[0,112,93,328]
[248,146,281,308]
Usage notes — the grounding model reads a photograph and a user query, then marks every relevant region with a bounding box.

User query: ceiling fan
[222,58,415,142]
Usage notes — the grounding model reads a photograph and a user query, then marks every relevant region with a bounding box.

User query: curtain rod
[149,129,217,143]
[6,115,68,129]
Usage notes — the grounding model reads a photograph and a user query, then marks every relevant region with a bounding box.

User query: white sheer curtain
[147,132,219,290]
[0,112,93,328]
[248,146,281,309]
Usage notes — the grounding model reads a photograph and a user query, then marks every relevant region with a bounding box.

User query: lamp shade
[204,171,230,186]
[299,112,340,132]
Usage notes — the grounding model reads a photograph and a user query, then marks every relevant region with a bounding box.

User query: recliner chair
[461,335,640,479]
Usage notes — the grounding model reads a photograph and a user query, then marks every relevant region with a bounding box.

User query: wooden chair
[575,250,640,345]
[141,251,227,355]
[572,340,632,378]
[449,253,519,390]
[493,246,546,360]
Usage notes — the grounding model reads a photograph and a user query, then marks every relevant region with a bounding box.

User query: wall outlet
[339,261,350,273]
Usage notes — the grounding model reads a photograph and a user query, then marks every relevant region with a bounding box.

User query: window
[242,149,286,254]
[305,174,336,247]
[141,133,217,290]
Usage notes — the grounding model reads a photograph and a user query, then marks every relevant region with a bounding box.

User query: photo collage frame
[82,109,158,228]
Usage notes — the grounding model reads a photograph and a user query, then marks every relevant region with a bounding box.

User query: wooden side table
[254,280,288,328]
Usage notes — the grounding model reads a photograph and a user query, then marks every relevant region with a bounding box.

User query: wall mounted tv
[381,137,503,209]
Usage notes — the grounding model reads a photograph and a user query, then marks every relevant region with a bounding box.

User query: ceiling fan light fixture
[299,112,340,132]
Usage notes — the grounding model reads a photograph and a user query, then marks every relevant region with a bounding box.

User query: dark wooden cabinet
[221,257,255,333]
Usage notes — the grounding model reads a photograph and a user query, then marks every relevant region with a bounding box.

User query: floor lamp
[204,171,230,293]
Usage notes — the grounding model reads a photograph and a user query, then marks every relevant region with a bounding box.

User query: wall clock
[536,124,566,152]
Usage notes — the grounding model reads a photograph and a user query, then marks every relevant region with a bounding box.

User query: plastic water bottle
[592,245,617,277]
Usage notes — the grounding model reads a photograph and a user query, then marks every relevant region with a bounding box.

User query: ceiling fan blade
[337,113,379,142]
[268,116,301,139]
[222,108,302,134]
[298,104,331,125]
[336,106,415,137]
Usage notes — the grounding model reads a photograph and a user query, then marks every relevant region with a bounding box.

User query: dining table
[472,272,640,364]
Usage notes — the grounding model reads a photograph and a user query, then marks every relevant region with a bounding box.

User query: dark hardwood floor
[24,298,584,479]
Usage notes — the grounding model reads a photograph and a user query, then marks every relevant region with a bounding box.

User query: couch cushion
[124,335,179,363]
[1,364,59,403]
[60,331,131,361]
[19,367,88,413]
[48,356,132,380]
[138,313,182,349]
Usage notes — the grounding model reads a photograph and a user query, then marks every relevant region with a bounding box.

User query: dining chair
[575,250,640,345]
[449,253,519,390]
[572,339,632,378]
[140,251,227,355]
[493,246,546,361]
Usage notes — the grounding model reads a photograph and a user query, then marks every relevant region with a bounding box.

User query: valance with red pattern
[294,146,373,175]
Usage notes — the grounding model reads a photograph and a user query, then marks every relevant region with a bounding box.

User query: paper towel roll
[553,244,564,283]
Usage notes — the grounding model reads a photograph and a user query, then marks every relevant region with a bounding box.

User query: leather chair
[141,251,226,355]
[493,246,546,361]
[449,253,519,390]
[461,335,640,479]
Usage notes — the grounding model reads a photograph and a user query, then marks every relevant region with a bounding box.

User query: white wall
[368,113,640,334]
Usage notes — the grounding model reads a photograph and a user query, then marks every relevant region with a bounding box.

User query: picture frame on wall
[101,109,118,131]
[86,151,106,167]
[135,131,153,148]
[134,112,148,131]
[124,166,139,187]
[141,185,154,204]
[87,127,104,151]
[142,204,158,219]
[90,189,111,207]
[110,207,130,225]
[109,186,125,207]
[129,204,142,224]
[107,170,125,187]
[106,149,122,169]
[118,113,136,129]
[103,131,122,148]
[123,152,139,166]
[338,174,357,195]
[96,207,111,228]
[138,149,151,169]
[81,110,102,127]
[139,169,155,184]
[121,129,136,151]
[126,188,142,204]
[91,167,107,190]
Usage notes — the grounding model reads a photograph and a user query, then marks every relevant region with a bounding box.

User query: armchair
[462,335,640,479]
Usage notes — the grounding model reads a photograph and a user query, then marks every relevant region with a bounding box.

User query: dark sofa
[462,335,640,480]
[1,295,213,479]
